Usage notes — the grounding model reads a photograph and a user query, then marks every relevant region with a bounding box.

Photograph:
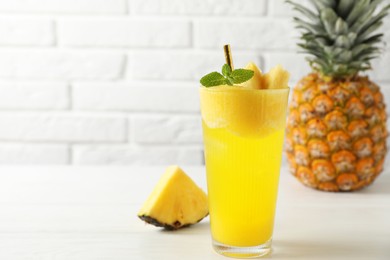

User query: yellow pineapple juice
[200,86,289,252]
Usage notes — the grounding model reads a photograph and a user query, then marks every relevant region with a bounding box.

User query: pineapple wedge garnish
[241,62,289,89]
[264,65,290,89]
[241,62,265,89]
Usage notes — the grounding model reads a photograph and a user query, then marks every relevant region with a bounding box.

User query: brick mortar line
[190,16,290,22]
[0,47,387,56]
[128,112,200,117]
[188,20,194,49]
[128,143,204,148]
[67,143,72,165]
[70,79,199,84]
[0,140,127,145]
[0,46,321,54]
[0,110,201,115]
[50,19,57,47]
[0,112,130,117]
[67,82,73,110]
[0,13,130,19]
[127,117,134,144]
[0,140,206,147]
[124,117,130,143]
[68,143,204,148]
[0,108,71,112]
[0,142,69,145]
[124,0,130,15]
[63,110,201,115]
[131,142,203,147]
[119,54,128,80]
[57,45,193,51]
[0,46,130,53]
[0,13,288,21]
[56,15,195,21]
[264,0,270,16]
[128,13,269,18]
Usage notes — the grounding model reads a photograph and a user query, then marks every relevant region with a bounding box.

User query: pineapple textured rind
[286,0,389,191]
[286,74,388,192]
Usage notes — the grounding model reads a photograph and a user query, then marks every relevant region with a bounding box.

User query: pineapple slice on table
[138,165,208,230]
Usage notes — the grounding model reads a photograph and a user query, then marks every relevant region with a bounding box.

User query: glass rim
[199,86,290,93]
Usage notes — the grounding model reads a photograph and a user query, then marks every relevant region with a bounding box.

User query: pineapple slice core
[138,165,208,230]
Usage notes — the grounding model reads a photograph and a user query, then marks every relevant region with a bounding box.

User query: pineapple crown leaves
[287,0,390,79]
[200,64,254,87]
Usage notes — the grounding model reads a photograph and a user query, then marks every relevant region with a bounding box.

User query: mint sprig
[200,64,254,87]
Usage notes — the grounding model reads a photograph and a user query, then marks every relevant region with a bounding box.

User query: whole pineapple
[286,0,389,191]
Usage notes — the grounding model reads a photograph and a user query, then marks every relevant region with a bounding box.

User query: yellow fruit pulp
[241,62,266,89]
[241,62,289,90]
[200,86,289,247]
[264,65,290,89]
[138,165,208,228]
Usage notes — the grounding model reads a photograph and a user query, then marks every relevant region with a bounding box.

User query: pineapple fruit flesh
[241,62,289,90]
[138,165,208,230]
[241,62,266,89]
[264,65,290,89]
[286,0,389,191]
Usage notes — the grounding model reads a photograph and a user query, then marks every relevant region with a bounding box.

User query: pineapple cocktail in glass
[200,46,289,258]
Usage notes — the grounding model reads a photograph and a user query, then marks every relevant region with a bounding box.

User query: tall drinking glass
[200,86,289,258]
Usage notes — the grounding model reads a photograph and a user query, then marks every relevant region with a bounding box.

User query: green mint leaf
[226,76,234,86]
[200,72,227,87]
[222,64,232,77]
[229,69,254,84]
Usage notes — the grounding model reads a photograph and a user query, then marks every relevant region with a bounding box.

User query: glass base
[212,238,272,258]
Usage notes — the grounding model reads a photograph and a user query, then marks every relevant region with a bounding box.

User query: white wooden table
[0,166,389,260]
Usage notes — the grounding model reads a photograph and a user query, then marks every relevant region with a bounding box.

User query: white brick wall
[0,18,53,46]
[0,144,69,164]
[194,18,297,50]
[58,18,191,48]
[0,50,124,80]
[0,113,126,142]
[130,51,262,80]
[73,82,199,112]
[132,115,202,144]
[0,81,68,109]
[129,0,266,15]
[0,0,388,165]
[0,0,127,14]
[73,145,203,165]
